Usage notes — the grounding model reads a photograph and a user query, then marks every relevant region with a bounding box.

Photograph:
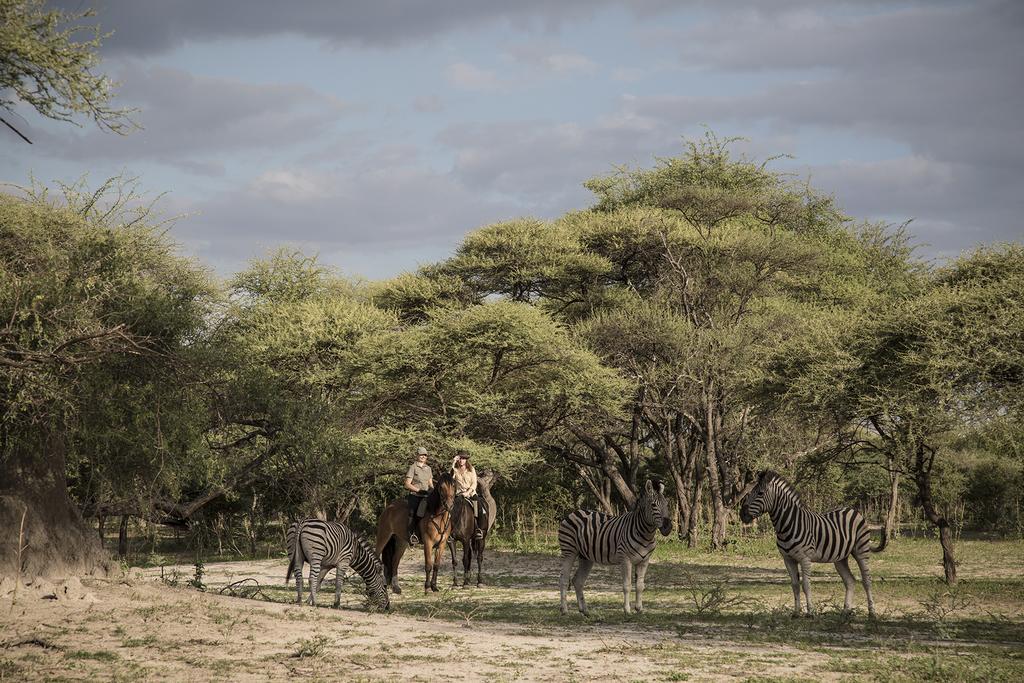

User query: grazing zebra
[739,470,887,617]
[558,479,672,615]
[286,519,390,611]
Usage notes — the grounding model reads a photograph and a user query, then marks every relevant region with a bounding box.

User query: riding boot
[474,512,485,539]
[408,513,419,545]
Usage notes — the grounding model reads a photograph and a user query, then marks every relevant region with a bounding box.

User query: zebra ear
[645,479,654,495]
[758,470,768,481]
[656,481,665,495]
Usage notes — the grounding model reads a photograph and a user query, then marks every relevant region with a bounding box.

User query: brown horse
[447,470,497,588]
[375,472,455,593]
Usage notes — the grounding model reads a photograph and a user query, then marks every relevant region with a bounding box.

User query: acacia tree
[764,243,1024,584]
[0,183,216,576]
[1,0,135,142]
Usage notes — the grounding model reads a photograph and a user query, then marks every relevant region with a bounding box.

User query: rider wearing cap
[404,446,433,545]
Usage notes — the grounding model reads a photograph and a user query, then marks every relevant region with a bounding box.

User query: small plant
[188,561,206,591]
[292,634,330,659]
[918,580,973,623]
[679,573,749,616]
[159,566,182,588]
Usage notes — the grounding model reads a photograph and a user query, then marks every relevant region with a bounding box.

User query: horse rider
[404,445,433,545]
[451,450,486,540]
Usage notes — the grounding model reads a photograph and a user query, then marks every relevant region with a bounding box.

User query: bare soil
[0,550,838,682]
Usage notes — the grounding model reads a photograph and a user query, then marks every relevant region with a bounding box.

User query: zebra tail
[870,524,888,553]
[286,523,306,583]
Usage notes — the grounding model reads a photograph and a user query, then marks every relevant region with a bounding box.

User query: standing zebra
[739,470,887,617]
[286,519,390,611]
[558,479,672,615]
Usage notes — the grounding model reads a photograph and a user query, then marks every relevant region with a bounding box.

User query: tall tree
[0,182,215,577]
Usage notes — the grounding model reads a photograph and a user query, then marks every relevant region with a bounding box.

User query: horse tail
[382,535,396,582]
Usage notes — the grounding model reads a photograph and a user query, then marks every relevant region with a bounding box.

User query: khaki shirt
[453,466,477,498]
[405,462,432,492]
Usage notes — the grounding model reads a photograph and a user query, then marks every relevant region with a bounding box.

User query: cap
[416,446,428,456]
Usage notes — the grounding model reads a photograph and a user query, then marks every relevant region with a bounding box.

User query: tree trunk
[0,426,111,578]
[914,443,956,584]
[118,515,130,560]
[886,465,901,540]
[703,392,728,550]
[687,461,706,548]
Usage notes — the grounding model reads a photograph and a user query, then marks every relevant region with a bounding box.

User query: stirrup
[409,532,419,545]
[473,528,484,540]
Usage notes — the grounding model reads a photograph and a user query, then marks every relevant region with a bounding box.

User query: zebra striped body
[286,519,390,611]
[740,471,886,617]
[558,479,671,615]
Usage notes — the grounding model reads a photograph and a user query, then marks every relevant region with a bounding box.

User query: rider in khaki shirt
[405,446,433,543]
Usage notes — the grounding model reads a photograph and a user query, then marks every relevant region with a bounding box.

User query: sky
[2,0,1022,281]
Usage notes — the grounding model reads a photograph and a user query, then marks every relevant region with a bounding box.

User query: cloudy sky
[2,0,1022,280]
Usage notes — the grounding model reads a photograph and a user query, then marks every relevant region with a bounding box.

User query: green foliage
[0,0,135,133]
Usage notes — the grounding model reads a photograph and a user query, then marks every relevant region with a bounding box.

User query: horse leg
[462,536,472,588]
[475,535,485,588]
[423,538,434,593]
[430,539,443,592]
[449,537,460,587]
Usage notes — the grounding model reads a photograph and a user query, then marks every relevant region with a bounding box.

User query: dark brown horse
[448,470,496,588]
[375,472,455,593]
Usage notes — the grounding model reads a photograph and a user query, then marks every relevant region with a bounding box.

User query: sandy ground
[0,550,838,682]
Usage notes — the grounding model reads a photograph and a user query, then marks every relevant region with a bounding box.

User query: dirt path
[0,554,835,682]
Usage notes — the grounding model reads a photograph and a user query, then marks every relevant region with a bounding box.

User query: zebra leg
[854,553,877,618]
[620,558,634,615]
[573,559,594,616]
[294,564,304,605]
[634,558,651,613]
[799,558,814,617]
[334,569,343,609]
[309,561,322,607]
[559,554,575,615]
[834,558,856,611]
[782,555,802,616]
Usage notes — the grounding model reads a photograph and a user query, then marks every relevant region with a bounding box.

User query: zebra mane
[761,470,803,506]
[351,532,384,578]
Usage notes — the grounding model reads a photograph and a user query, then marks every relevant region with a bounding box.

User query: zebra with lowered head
[558,479,672,615]
[286,519,390,611]
[740,470,887,617]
